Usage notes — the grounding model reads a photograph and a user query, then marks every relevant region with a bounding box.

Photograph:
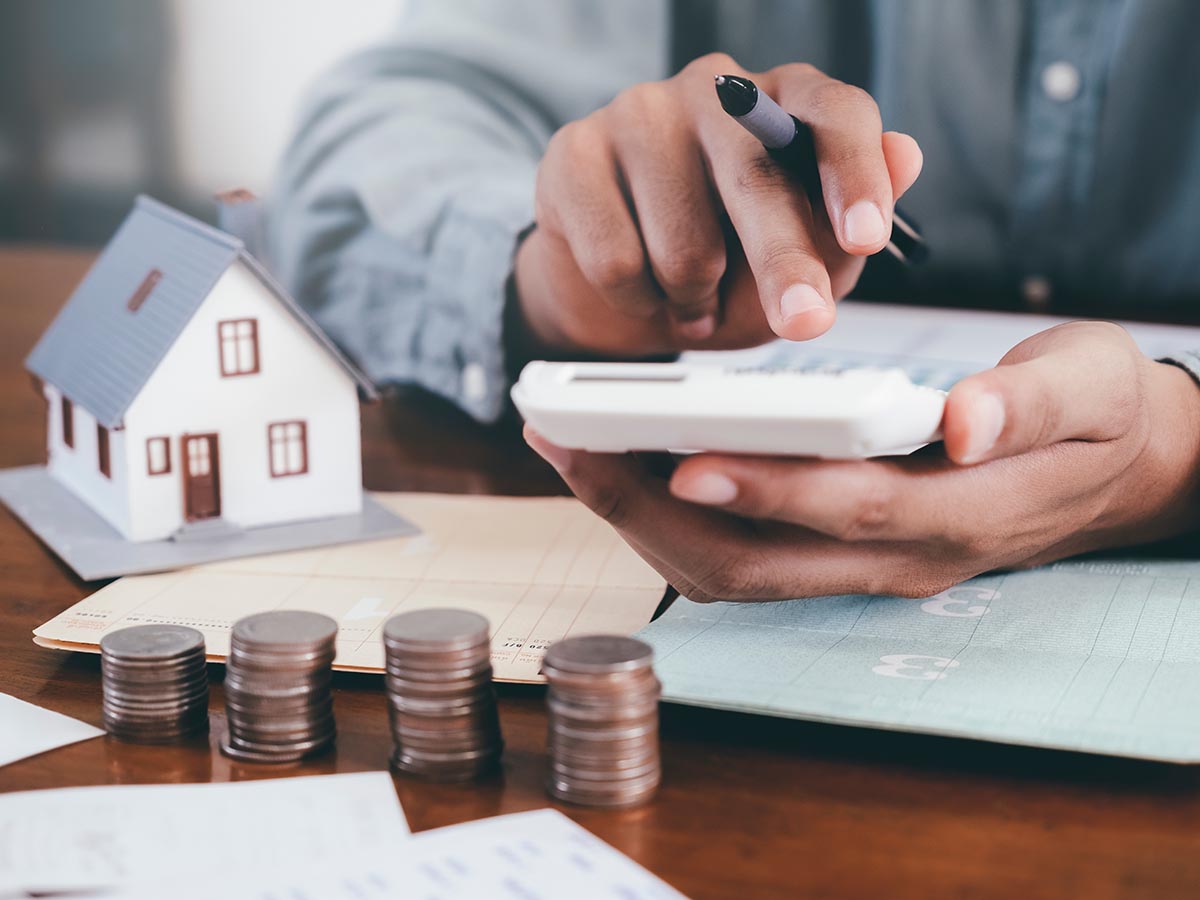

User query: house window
[97,425,111,478]
[146,436,171,475]
[127,269,163,313]
[61,396,74,448]
[267,421,308,477]
[218,318,260,376]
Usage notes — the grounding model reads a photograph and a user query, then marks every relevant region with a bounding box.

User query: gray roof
[26,195,377,428]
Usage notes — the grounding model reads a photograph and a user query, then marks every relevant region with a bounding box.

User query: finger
[700,128,836,342]
[610,91,727,338]
[881,131,923,201]
[524,425,763,586]
[537,122,660,319]
[669,453,968,542]
[942,321,1141,465]
[771,65,895,256]
[525,426,947,599]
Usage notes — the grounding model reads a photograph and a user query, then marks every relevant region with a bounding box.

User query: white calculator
[511,361,946,459]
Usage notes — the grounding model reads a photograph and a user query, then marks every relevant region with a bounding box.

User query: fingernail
[960,393,1005,464]
[524,427,572,473]
[780,284,827,322]
[676,314,716,341]
[842,200,887,248]
[672,471,738,506]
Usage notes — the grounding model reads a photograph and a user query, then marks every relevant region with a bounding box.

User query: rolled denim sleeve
[268,0,668,422]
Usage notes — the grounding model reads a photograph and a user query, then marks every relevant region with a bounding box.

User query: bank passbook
[512,362,946,459]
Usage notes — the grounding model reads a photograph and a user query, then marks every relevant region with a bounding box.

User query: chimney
[215,188,265,261]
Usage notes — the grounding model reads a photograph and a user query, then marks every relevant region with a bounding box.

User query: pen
[714,73,928,265]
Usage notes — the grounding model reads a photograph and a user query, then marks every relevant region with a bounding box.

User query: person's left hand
[524,322,1200,601]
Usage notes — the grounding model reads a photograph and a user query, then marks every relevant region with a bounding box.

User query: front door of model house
[182,433,221,520]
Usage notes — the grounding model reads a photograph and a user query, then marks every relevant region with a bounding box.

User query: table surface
[2,246,1199,900]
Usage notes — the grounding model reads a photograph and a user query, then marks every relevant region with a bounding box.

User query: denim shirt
[269,0,1200,422]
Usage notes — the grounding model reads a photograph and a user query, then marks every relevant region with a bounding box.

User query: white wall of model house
[46,261,364,543]
[45,383,132,536]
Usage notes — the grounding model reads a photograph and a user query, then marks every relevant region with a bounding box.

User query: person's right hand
[512,53,925,359]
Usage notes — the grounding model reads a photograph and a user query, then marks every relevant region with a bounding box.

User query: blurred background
[0,0,399,245]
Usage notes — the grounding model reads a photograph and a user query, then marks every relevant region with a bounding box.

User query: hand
[513,53,924,359]
[524,322,1200,601]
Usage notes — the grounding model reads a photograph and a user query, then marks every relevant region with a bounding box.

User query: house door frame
[181,432,221,521]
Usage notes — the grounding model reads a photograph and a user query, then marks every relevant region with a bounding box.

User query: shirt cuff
[322,181,534,424]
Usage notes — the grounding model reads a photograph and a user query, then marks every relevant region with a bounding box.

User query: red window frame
[61,396,74,448]
[127,269,163,313]
[217,318,260,377]
[97,424,111,478]
[146,436,171,476]
[267,420,308,478]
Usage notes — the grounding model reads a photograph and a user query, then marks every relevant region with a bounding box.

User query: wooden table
[2,247,1198,900]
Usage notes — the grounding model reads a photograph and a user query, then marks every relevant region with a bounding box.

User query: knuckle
[735,155,792,195]
[686,52,740,78]
[755,235,822,279]
[655,250,725,296]
[544,119,592,164]
[583,484,632,529]
[772,62,822,83]
[583,249,647,294]
[831,480,895,541]
[697,553,775,602]
[808,81,881,124]
[610,82,670,121]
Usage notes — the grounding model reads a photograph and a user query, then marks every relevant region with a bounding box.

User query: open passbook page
[33,493,667,683]
[638,558,1200,763]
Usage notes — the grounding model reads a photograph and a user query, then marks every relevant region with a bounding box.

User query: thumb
[942,322,1138,465]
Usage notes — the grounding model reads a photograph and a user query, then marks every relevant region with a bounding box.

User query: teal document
[637,559,1200,762]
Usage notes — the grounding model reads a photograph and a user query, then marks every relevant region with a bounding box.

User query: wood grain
[1,247,1198,900]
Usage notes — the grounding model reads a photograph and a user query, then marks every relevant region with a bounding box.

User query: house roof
[26,195,377,428]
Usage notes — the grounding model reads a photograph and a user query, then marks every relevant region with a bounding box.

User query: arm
[268,0,669,421]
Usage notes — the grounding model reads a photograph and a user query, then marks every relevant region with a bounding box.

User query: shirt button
[1022,275,1053,311]
[461,362,488,403]
[1041,62,1081,102]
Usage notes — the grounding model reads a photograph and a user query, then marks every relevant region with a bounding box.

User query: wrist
[1127,360,1200,536]
[511,227,577,353]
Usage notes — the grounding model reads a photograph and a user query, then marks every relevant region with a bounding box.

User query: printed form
[33,493,667,683]
[0,772,411,897]
[109,809,686,900]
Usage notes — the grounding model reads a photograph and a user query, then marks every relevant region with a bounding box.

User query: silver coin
[220,732,334,764]
[100,625,205,661]
[542,664,660,693]
[228,647,336,671]
[102,670,208,691]
[383,609,490,652]
[384,659,492,680]
[542,635,653,675]
[550,757,661,781]
[546,771,661,808]
[549,719,658,743]
[231,611,338,650]
[547,698,659,724]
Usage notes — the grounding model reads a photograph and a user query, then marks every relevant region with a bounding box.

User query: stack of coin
[100,624,210,743]
[220,610,338,764]
[543,635,661,808]
[383,609,503,781]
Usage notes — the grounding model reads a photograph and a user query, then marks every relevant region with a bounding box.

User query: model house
[26,195,376,543]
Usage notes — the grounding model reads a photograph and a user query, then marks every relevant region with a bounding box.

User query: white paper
[0,692,103,769]
[111,809,687,900]
[0,771,410,897]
